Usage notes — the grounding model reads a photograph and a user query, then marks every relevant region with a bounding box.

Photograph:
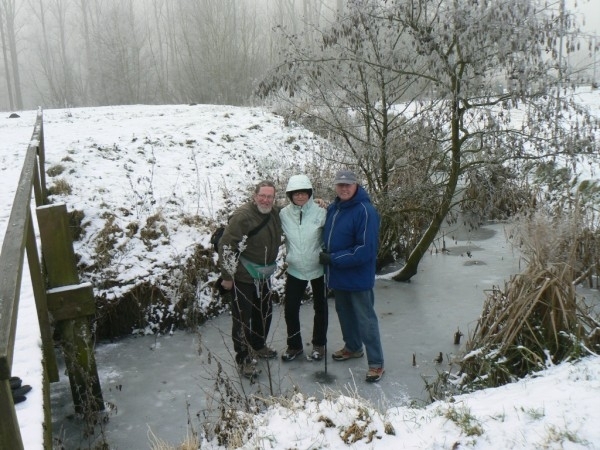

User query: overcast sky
[563,0,598,81]
[569,0,599,35]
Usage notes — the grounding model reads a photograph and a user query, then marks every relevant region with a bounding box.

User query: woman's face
[292,191,309,206]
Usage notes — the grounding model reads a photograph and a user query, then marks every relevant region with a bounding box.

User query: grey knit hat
[333,170,358,184]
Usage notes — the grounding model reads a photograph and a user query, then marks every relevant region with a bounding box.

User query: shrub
[456,212,600,392]
[47,178,72,196]
[47,164,65,177]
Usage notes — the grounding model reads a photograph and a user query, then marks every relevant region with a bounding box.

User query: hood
[286,174,313,193]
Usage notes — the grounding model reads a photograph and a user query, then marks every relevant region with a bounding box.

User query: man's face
[254,186,276,213]
[335,183,357,202]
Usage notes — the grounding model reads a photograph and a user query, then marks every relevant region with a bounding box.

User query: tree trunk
[3,0,22,109]
[0,7,15,110]
[393,98,463,282]
[55,0,73,106]
[33,0,60,104]
[79,0,92,104]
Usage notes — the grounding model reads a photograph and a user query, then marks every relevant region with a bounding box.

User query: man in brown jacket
[218,180,282,378]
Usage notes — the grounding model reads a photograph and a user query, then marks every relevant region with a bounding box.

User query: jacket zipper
[326,208,340,251]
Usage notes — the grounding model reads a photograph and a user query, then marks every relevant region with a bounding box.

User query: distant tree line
[2,0,598,284]
[0,0,345,110]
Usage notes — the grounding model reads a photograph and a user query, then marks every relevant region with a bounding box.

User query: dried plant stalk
[458,211,600,391]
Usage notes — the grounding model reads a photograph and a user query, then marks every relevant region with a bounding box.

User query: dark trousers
[284,274,327,350]
[231,280,273,364]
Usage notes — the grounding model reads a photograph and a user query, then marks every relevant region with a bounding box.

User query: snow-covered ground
[1,89,600,448]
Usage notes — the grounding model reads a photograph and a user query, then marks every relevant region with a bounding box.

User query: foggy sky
[569,0,599,35]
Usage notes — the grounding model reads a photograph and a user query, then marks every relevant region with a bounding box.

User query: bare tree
[2,0,348,108]
[1,0,23,109]
[78,0,111,105]
[174,0,271,105]
[146,0,172,103]
[90,0,151,104]
[77,0,92,103]
[0,5,15,109]
[28,0,79,106]
[259,0,599,280]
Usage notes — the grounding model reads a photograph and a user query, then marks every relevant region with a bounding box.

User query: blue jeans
[333,289,384,368]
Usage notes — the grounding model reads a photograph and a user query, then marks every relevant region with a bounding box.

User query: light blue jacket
[280,175,326,281]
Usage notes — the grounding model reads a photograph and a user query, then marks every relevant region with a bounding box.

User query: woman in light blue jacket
[280,174,327,361]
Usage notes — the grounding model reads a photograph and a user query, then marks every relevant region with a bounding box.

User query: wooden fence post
[0,109,47,449]
[26,214,59,382]
[0,380,24,449]
[36,204,104,415]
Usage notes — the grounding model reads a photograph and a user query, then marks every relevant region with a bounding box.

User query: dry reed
[458,212,600,390]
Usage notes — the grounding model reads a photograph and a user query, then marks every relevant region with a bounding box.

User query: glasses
[292,191,309,196]
[256,194,275,201]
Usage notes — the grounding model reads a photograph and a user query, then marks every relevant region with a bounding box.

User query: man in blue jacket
[319,170,385,382]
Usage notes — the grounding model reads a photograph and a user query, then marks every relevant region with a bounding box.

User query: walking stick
[312,274,335,383]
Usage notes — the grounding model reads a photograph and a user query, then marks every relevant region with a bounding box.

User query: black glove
[319,252,332,265]
[214,277,229,296]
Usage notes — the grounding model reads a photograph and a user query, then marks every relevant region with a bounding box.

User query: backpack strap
[247,214,271,240]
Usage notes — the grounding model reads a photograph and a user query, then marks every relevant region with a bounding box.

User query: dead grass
[148,426,199,450]
[47,163,66,177]
[47,178,72,196]
[458,211,600,390]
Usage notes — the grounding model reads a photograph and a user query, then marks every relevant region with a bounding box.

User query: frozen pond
[51,222,525,448]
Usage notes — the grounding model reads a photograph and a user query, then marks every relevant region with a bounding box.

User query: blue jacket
[323,185,379,291]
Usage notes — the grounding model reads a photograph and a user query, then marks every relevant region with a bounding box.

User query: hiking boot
[310,346,325,361]
[281,347,303,362]
[238,359,259,379]
[254,346,277,359]
[332,347,364,361]
[365,367,385,382]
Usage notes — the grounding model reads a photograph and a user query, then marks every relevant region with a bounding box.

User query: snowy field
[1,89,600,448]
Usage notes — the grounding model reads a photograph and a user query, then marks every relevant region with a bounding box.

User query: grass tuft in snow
[47,164,66,177]
[442,405,484,437]
[48,178,72,196]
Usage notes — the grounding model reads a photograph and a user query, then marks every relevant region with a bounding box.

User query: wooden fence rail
[0,109,103,449]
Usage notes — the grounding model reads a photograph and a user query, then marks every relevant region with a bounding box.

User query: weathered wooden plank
[0,142,36,380]
[26,214,59,382]
[57,317,105,414]
[46,283,96,321]
[42,359,52,449]
[35,110,47,203]
[0,110,46,449]
[37,204,104,414]
[0,379,24,450]
[36,204,79,287]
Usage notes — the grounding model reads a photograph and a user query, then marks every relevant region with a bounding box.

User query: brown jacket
[218,201,282,283]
